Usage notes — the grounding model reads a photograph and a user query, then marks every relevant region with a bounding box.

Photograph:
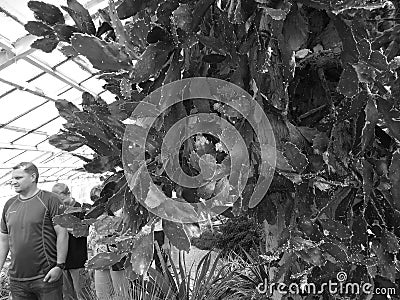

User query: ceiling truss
[0,0,114,186]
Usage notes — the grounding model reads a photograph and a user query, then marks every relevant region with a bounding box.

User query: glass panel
[0,90,47,123]
[57,88,83,105]
[81,77,106,94]
[11,133,50,147]
[5,151,45,165]
[30,74,68,96]
[0,149,24,164]
[30,50,68,68]
[0,60,43,83]
[40,152,63,164]
[56,60,91,83]
[1,0,35,25]
[32,152,56,164]
[9,102,59,129]
[0,170,13,187]
[0,17,27,41]
[43,166,73,178]
[0,80,13,95]
[38,117,66,135]
[0,128,23,143]
[99,90,116,104]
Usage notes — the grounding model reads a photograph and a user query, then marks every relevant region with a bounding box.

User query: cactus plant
[30,0,400,294]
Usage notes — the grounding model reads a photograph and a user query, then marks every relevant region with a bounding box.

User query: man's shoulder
[38,190,63,205]
[3,195,19,211]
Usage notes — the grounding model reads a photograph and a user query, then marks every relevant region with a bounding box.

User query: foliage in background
[191,216,263,258]
[0,262,10,300]
[25,0,400,297]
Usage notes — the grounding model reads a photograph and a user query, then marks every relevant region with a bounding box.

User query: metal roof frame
[0,0,113,185]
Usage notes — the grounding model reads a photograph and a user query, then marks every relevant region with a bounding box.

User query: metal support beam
[23,56,95,95]
[0,142,53,152]
[0,165,81,169]
[0,143,91,158]
[1,124,48,136]
[0,35,36,71]
[11,116,59,144]
[0,77,58,102]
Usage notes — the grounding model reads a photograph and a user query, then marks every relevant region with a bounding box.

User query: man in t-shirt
[0,162,68,300]
[52,183,90,300]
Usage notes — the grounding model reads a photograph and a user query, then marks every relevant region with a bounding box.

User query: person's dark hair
[13,162,39,183]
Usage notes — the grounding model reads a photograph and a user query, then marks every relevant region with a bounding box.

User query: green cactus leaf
[93,216,123,236]
[85,204,106,219]
[60,45,79,57]
[162,219,191,252]
[72,223,89,237]
[130,227,154,276]
[107,180,128,213]
[71,33,132,71]
[48,132,85,151]
[87,252,126,270]
[198,35,230,56]
[283,142,308,173]
[126,19,150,50]
[83,156,121,173]
[53,24,79,42]
[120,78,132,99]
[81,92,110,115]
[108,0,139,60]
[108,98,141,120]
[163,51,181,84]
[64,122,119,156]
[117,0,145,19]
[117,0,159,20]
[61,0,96,35]
[156,0,180,27]
[337,63,359,97]
[333,15,359,64]
[53,214,81,228]
[24,21,53,36]
[31,35,59,53]
[361,97,378,151]
[55,99,81,123]
[27,1,65,25]
[172,4,193,32]
[129,41,173,83]
[282,4,308,51]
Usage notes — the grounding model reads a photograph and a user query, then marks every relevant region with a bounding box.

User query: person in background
[87,185,130,300]
[52,183,91,300]
[0,162,68,300]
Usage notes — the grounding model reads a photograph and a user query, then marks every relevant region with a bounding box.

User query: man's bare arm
[54,224,68,264]
[43,225,68,282]
[0,233,9,271]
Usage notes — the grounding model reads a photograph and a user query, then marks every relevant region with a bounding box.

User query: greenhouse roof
[0,0,113,186]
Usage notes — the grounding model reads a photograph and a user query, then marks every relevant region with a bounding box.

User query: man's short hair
[52,183,70,195]
[13,162,39,183]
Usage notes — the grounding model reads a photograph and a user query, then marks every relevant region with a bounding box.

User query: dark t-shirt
[65,202,88,270]
[0,190,64,281]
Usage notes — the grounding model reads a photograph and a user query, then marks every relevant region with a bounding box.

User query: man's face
[11,169,35,194]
